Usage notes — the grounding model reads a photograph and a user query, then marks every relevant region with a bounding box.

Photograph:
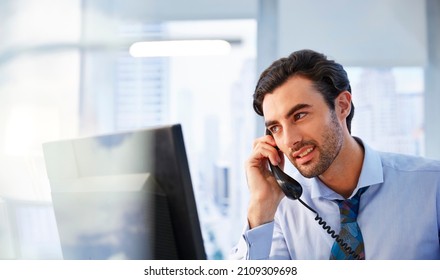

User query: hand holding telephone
[264,130,362,259]
[265,130,303,200]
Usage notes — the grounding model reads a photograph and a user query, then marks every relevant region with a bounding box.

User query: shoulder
[372,152,440,206]
[378,151,440,173]
[356,136,440,173]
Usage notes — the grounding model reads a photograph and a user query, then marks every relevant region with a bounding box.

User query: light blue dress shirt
[231,139,440,260]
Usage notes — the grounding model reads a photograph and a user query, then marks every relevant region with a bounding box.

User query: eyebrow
[265,103,312,128]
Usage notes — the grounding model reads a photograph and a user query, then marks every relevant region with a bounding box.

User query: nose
[282,125,301,151]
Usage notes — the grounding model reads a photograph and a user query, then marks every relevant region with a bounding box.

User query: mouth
[292,146,314,158]
[292,146,315,164]
[297,147,314,158]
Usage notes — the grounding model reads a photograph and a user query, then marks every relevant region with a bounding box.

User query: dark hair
[253,49,354,133]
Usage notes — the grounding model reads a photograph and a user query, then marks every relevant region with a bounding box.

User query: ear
[335,91,352,120]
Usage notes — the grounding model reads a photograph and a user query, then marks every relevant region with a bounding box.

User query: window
[349,67,424,156]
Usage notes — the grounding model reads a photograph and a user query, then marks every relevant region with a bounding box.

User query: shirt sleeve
[229,220,291,260]
[229,222,274,260]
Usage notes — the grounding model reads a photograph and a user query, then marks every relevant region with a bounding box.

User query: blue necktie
[329,187,369,260]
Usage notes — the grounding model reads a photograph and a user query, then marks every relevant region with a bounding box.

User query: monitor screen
[43,124,206,260]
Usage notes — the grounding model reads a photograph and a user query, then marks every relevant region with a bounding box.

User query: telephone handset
[265,130,362,259]
[268,157,303,200]
[265,129,303,199]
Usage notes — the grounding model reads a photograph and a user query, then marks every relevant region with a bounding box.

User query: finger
[251,144,281,166]
[252,135,277,149]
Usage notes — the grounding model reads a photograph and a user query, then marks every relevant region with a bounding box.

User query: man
[231,49,440,259]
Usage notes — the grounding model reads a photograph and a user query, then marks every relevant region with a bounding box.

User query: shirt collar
[308,137,384,200]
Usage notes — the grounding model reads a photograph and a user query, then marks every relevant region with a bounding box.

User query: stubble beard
[292,112,344,178]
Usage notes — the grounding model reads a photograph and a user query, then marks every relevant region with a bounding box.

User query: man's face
[263,76,344,178]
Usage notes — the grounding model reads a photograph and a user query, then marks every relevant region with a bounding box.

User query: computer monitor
[42,124,206,260]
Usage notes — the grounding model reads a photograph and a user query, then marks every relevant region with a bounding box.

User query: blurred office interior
[0,0,439,259]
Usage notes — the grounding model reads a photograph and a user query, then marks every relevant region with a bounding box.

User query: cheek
[319,111,339,128]
[306,119,327,138]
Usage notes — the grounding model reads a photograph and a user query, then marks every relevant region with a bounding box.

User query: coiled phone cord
[296,197,361,260]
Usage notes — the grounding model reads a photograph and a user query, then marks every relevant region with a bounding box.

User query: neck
[318,136,364,198]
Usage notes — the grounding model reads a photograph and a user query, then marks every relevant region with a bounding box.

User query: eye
[294,112,307,121]
[268,125,280,134]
